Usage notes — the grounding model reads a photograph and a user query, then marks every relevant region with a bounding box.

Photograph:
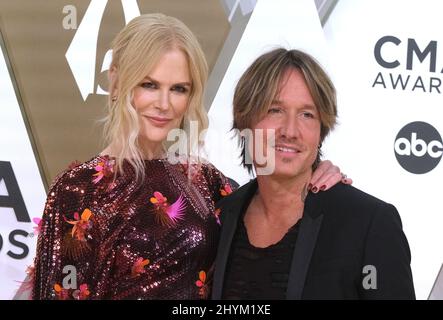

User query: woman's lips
[145,115,172,127]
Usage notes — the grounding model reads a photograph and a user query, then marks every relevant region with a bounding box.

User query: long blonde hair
[103,13,209,183]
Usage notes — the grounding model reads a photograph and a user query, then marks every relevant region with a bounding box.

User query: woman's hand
[310,160,352,193]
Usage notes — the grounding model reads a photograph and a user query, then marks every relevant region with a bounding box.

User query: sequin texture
[32,155,229,299]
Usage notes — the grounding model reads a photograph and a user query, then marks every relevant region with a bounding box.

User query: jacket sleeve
[32,174,70,299]
[359,203,415,299]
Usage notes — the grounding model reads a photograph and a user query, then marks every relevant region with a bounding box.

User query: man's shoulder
[315,183,399,225]
[322,183,390,207]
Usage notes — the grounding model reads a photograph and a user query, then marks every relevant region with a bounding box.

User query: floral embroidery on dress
[149,191,186,227]
[54,283,90,300]
[131,257,150,278]
[92,158,114,184]
[33,155,223,299]
[220,183,233,197]
[54,283,70,300]
[30,217,43,237]
[66,208,93,241]
[72,284,90,300]
[62,209,93,260]
[195,270,209,299]
[14,264,35,298]
[25,264,35,279]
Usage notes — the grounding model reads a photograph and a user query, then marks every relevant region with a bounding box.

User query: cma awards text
[0,161,31,260]
[373,35,443,93]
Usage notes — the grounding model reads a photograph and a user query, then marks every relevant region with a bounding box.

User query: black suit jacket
[212,180,415,299]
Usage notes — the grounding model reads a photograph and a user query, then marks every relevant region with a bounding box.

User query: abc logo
[394,122,443,174]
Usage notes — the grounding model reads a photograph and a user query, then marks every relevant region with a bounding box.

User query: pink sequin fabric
[32,155,230,300]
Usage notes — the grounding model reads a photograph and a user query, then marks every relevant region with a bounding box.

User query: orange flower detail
[54,283,70,300]
[66,208,93,241]
[131,257,150,277]
[92,159,114,184]
[72,284,90,300]
[195,270,209,299]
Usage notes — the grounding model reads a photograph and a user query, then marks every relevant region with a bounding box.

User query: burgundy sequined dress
[32,155,232,300]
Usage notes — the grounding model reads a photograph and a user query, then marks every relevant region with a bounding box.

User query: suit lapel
[211,180,258,299]
[286,192,324,300]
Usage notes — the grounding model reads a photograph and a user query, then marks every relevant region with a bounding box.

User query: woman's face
[132,49,191,150]
[251,68,321,179]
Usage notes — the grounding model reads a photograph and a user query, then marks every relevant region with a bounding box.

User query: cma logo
[375,35,441,72]
[394,121,443,174]
[0,161,31,259]
[65,0,141,100]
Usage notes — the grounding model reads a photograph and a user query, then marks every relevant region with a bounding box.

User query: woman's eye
[140,82,156,89]
[171,85,188,93]
[268,108,281,114]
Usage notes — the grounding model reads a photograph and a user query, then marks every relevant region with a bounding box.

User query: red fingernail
[320,185,326,191]
[311,186,318,193]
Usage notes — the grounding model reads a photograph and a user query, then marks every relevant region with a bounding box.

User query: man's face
[251,68,321,179]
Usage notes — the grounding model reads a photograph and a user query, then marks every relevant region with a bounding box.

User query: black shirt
[222,218,300,299]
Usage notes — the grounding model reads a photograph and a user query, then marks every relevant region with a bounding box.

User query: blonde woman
[30,14,348,299]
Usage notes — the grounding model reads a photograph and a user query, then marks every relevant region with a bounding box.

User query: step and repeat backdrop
[0,0,442,299]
